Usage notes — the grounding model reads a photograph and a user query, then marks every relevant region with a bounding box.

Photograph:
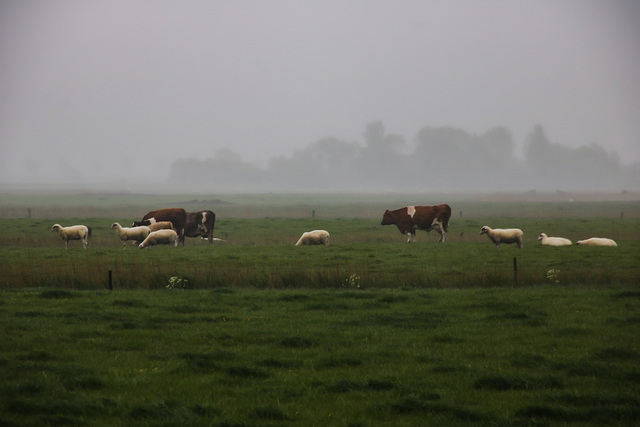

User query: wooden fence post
[513,257,518,286]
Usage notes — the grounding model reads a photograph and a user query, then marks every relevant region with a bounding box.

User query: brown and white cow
[133,208,187,244]
[184,210,216,244]
[381,204,451,243]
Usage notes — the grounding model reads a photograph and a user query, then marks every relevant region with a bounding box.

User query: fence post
[312,210,316,219]
[513,257,518,286]
[27,208,31,218]
[108,270,113,291]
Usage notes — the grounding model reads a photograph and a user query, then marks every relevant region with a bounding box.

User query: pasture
[0,192,638,289]
[1,287,639,425]
[0,191,639,425]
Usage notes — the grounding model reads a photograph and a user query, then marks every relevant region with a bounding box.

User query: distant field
[0,192,638,290]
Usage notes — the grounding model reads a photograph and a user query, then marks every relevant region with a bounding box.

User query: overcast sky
[1,0,639,186]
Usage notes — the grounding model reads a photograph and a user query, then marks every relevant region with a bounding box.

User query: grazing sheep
[147,221,174,232]
[537,233,572,246]
[51,224,91,249]
[111,222,151,249]
[139,229,179,249]
[480,226,523,248]
[576,237,617,247]
[295,230,330,246]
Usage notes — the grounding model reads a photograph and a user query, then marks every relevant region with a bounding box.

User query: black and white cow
[185,210,216,244]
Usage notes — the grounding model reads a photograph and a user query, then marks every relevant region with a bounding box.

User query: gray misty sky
[1,0,639,186]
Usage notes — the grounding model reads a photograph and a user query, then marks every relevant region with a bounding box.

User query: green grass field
[1,192,639,425]
[1,287,639,426]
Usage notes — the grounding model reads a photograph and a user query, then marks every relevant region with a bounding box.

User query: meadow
[0,191,639,290]
[0,191,639,425]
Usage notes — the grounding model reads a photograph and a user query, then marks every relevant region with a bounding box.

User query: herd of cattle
[50,204,618,249]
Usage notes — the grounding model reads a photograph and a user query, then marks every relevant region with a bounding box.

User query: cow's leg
[430,219,446,242]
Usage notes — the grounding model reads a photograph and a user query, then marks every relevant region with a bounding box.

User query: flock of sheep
[50,222,330,249]
[50,221,179,250]
[479,226,617,248]
[51,221,617,250]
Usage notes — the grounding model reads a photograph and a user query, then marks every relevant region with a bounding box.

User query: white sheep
[139,229,179,249]
[537,233,572,246]
[295,230,330,246]
[51,224,91,249]
[576,237,617,247]
[147,221,174,232]
[480,226,523,248]
[111,222,151,249]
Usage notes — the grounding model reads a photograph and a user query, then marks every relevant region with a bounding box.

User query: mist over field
[1,1,639,193]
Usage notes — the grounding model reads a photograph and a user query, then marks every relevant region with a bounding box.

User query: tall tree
[356,121,406,188]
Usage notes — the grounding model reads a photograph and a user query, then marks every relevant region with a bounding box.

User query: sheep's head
[537,233,546,241]
[51,224,61,232]
[480,226,489,235]
[111,223,119,229]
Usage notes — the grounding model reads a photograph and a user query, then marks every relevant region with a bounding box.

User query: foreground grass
[1,286,639,426]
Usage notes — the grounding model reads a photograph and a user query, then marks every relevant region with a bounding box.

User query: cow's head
[381,210,394,225]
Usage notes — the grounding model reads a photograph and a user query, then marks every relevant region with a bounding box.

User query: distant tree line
[168,121,639,192]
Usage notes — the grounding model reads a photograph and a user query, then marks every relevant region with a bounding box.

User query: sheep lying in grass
[480,226,523,248]
[537,233,572,246]
[51,224,91,249]
[111,222,151,249]
[295,230,330,246]
[139,229,179,249]
[576,237,617,247]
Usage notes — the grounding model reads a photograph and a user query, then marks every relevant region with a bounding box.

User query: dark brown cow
[381,204,451,243]
[133,208,187,244]
[185,210,216,244]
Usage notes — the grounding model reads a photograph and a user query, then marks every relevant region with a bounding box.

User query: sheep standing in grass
[480,226,523,248]
[576,237,617,247]
[139,229,179,249]
[111,222,151,249]
[537,233,572,246]
[295,230,330,246]
[51,224,91,249]
[147,221,174,232]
